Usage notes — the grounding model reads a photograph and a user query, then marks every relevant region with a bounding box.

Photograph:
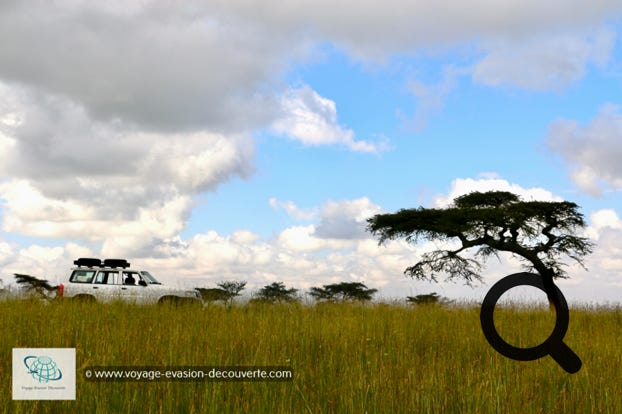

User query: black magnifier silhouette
[480,272,582,374]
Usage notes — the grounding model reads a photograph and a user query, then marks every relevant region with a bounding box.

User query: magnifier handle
[549,341,582,374]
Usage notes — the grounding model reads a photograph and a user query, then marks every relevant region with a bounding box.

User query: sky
[1,1,622,304]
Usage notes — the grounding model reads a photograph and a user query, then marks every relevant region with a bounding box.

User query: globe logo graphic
[23,355,63,383]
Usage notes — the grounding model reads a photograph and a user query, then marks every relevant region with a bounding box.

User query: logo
[12,348,76,400]
[24,355,63,383]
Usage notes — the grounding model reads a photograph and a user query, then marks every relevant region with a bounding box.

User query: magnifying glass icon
[480,272,582,374]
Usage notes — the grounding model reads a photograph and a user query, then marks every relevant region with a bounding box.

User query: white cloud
[272,86,384,152]
[585,209,622,240]
[230,230,261,245]
[404,28,614,128]
[315,197,383,239]
[0,82,255,253]
[0,239,14,268]
[0,179,194,257]
[0,2,617,258]
[547,104,622,195]
[269,198,317,220]
[0,2,297,132]
[270,197,384,244]
[1,244,69,285]
[0,1,618,138]
[2,191,622,303]
[277,225,353,252]
[434,176,562,207]
[1,2,622,302]
[472,27,615,90]
[0,195,409,294]
[590,209,622,230]
[212,0,622,60]
[0,85,255,196]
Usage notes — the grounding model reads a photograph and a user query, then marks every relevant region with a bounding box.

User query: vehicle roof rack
[103,259,130,269]
[74,258,102,268]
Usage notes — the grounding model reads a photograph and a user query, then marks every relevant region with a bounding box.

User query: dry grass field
[1,299,620,413]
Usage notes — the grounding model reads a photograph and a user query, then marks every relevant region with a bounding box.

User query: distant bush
[309,282,377,302]
[406,292,452,306]
[252,282,298,304]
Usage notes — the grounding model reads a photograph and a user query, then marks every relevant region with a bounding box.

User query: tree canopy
[309,282,378,302]
[406,292,451,306]
[14,274,58,300]
[253,282,298,303]
[366,191,594,296]
[196,281,247,308]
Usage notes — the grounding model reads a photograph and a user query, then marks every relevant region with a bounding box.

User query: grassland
[1,299,620,413]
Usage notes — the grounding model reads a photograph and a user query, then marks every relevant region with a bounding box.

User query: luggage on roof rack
[103,259,130,269]
[74,258,102,267]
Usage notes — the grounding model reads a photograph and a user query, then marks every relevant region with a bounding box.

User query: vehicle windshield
[140,271,161,284]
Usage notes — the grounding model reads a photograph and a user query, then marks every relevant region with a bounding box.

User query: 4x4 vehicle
[58,258,202,305]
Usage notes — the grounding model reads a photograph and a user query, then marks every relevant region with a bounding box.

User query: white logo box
[12,348,76,400]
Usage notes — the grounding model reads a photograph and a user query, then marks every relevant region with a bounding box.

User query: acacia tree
[14,274,58,300]
[253,282,298,303]
[406,293,451,306]
[309,282,378,302]
[366,191,594,299]
[217,281,247,308]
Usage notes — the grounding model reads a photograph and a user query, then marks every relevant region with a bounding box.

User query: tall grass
[1,299,620,413]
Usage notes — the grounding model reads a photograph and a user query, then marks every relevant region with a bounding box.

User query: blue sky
[1,1,622,303]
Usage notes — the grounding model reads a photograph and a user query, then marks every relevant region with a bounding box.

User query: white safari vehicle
[58,258,202,305]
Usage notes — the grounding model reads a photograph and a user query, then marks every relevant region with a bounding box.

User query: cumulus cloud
[434,175,562,207]
[3,1,611,144]
[272,86,384,152]
[211,0,622,60]
[0,179,194,256]
[0,83,255,196]
[127,220,416,292]
[0,195,410,294]
[0,1,619,135]
[2,2,622,301]
[547,104,622,195]
[0,239,14,268]
[2,189,621,302]
[315,197,383,239]
[585,209,622,240]
[0,80,256,253]
[472,27,615,90]
[269,198,317,220]
[273,197,383,250]
[573,209,622,299]
[0,1,297,132]
[277,225,354,252]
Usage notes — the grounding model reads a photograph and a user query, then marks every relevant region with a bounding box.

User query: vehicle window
[106,272,117,285]
[94,271,118,284]
[140,271,161,284]
[70,270,96,283]
[122,272,140,285]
